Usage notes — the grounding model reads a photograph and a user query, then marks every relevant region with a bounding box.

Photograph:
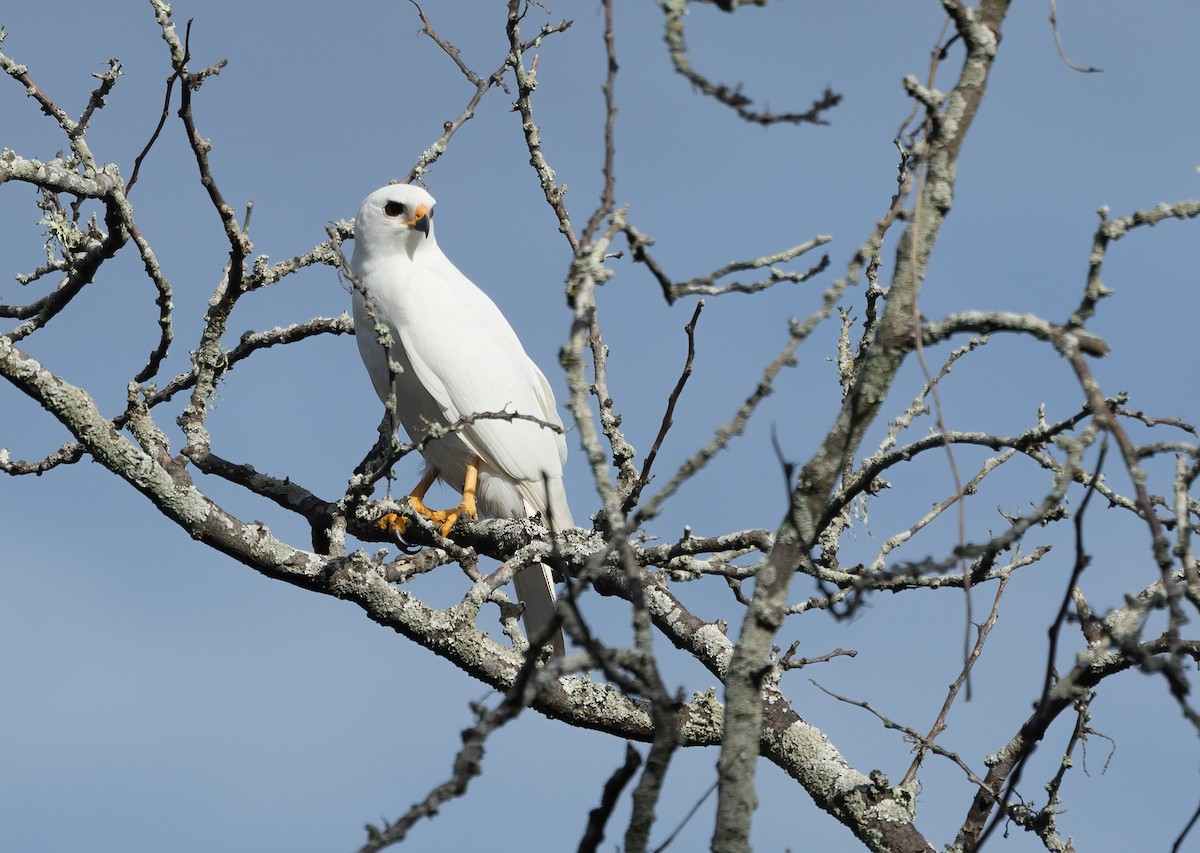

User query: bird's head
[353,184,436,259]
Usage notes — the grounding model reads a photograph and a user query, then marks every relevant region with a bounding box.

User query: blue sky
[3,2,1199,851]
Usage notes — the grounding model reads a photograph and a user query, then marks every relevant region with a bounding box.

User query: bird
[350,183,571,656]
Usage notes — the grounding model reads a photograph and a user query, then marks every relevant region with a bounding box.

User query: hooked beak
[408,204,431,238]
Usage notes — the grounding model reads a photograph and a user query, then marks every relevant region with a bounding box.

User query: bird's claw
[377,512,409,536]
[377,503,476,540]
[432,510,458,538]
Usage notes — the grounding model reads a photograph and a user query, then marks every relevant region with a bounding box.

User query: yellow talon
[377,512,409,536]
[377,460,480,540]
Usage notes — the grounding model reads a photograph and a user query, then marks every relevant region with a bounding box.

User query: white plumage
[350,183,571,655]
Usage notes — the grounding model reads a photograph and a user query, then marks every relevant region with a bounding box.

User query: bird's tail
[513,478,571,657]
[512,560,565,657]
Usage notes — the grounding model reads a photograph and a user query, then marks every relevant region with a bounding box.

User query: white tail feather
[512,562,564,657]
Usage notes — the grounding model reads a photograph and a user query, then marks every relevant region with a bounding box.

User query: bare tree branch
[577,744,643,853]
[660,0,842,126]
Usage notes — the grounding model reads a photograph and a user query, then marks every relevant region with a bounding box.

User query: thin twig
[505,0,579,252]
[400,1,570,185]
[904,19,974,694]
[778,643,856,670]
[811,680,999,796]
[624,223,830,305]
[623,300,703,513]
[355,634,552,852]
[577,743,643,853]
[1048,0,1102,74]
[581,0,618,245]
[903,576,1009,785]
[649,781,718,853]
[661,0,841,126]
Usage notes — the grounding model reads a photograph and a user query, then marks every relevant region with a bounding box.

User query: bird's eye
[384,201,406,218]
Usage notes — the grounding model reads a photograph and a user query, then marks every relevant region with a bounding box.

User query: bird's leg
[378,466,440,537]
[405,466,441,520]
[433,457,479,538]
[378,460,480,539]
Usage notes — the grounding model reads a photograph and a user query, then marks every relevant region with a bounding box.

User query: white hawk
[351,183,571,655]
